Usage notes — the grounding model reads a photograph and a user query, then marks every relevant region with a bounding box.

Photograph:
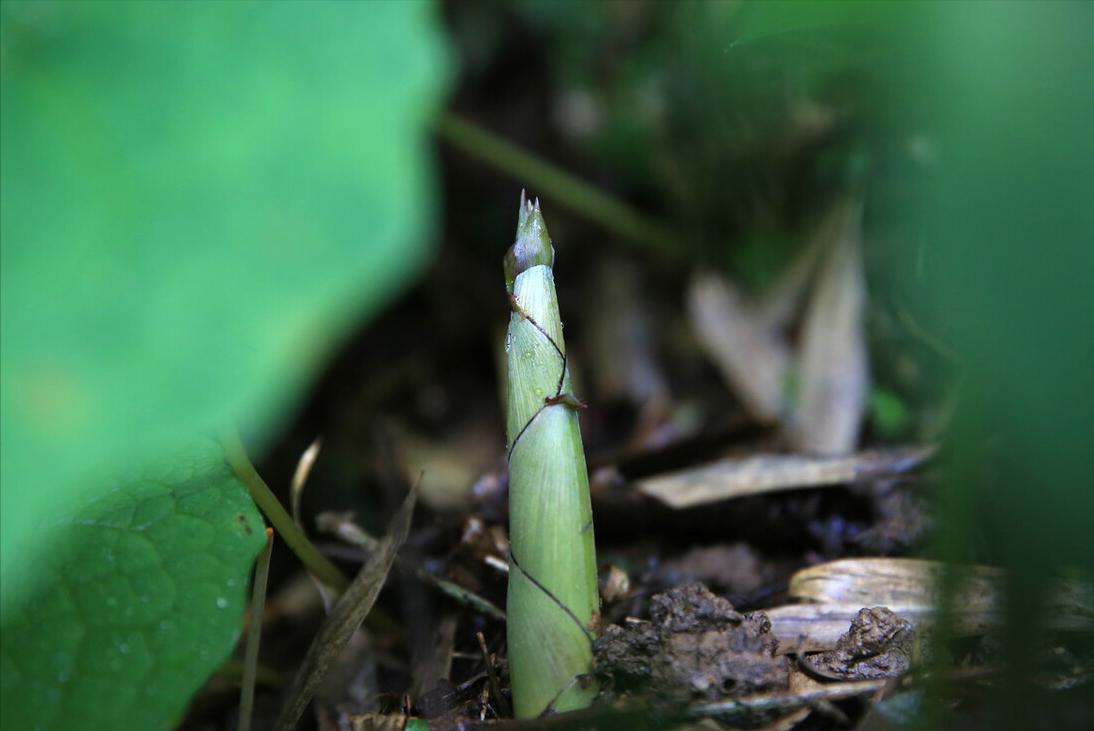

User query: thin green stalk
[504,193,599,718]
[239,527,274,731]
[438,111,681,256]
[220,427,350,591]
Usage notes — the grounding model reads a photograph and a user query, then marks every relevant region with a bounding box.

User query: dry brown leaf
[275,484,418,731]
[788,197,868,456]
[636,447,932,509]
[587,256,670,410]
[314,630,379,719]
[410,612,459,704]
[688,271,791,424]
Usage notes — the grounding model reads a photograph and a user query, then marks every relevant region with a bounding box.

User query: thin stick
[221,427,349,591]
[477,631,512,718]
[239,528,274,731]
[437,112,681,256]
[689,678,889,717]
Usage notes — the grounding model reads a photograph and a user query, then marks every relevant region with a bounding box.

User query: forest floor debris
[595,583,788,700]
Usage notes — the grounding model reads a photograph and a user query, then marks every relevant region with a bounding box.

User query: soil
[595,583,788,700]
[801,607,914,680]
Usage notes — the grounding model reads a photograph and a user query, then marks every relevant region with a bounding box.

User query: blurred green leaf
[733,0,916,45]
[916,2,1094,570]
[0,437,266,731]
[910,2,1094,726]
[0,1,449,608]
[869,387,909,440]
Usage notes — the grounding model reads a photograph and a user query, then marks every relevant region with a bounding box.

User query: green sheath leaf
[505,198,598,718]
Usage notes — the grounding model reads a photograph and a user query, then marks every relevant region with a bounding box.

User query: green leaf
[0,438,266,731]
[868,387,909,440]
[0,2,450,607]
[914,0,1094,641]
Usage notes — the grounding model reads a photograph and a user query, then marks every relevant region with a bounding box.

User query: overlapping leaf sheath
[504,194,599,718]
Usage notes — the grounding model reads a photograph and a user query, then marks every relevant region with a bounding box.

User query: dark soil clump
[803,606,914,680]
[595,583,789,700]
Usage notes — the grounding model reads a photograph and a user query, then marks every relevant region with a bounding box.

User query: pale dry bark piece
[789,557,996,608]
[636,446,932,509]
[767,558,1094,653]
[788,197,869,456]
[688,272,791,424]
[770,600,1091,655]
[791,557,1094,627]
[768,602,930,654]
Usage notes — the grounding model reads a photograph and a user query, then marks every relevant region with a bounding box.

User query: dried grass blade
[688,272,790,424]
[788,197,868,455]
[274,483,418,731]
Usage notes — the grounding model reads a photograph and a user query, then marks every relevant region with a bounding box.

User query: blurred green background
[2,0,1092,729]
[0,0,448,609]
